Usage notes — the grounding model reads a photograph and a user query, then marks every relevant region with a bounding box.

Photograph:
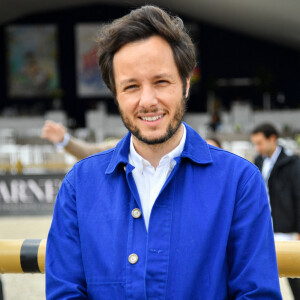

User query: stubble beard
[118,96,186,145]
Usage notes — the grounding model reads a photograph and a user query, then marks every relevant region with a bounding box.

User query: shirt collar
[128,124,186,171]
[105,122,213,174]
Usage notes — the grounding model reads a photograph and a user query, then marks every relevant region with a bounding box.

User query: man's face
[113,35,190,145]
[251,132,277,157]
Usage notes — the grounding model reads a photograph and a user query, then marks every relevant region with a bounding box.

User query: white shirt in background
[262,145,281,183]
[129,124,186,230]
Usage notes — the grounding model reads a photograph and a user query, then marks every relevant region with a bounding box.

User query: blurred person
[251,123,300,298]
[46,6,281,299]
[206,136,222,148]
[208,112,221,132]
[41,120,118,160]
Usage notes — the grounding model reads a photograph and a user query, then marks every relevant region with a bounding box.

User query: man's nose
[139,85,158,108]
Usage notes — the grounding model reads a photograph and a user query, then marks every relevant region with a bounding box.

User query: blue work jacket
[46,123,282,299]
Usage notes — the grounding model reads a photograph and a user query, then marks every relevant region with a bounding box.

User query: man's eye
[156,80,169,85]
[125,85,138,91]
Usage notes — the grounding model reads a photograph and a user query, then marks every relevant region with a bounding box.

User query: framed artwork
[75,23,111,97]
[6,25,60,98]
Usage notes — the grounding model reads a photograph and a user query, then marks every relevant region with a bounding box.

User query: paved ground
[0,216,294,299]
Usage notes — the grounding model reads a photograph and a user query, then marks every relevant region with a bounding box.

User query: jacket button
[128,253,139,264]
[131,208,142,219]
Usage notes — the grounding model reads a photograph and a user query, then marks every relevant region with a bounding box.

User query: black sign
[0,174,65,215]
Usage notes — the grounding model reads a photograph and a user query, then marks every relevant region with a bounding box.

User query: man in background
[251,122,300,298]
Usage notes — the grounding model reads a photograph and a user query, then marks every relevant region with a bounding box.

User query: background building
[0,0,299,127]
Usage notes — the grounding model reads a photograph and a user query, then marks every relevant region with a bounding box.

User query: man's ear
[269,134,277,144]
[185,77,191,98]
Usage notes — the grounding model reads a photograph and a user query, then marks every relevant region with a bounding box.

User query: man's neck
[132,124,184,168]
[267,145,278,158]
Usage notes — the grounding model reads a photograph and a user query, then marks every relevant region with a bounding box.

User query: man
[251,123,300,298]
[46,6,281,299]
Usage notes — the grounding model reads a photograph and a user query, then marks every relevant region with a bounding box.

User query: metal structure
[0,239,300,277]
[1,0,300,50]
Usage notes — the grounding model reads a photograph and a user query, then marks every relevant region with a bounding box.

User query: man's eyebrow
[119,73,174,88]
[153,73,173,80]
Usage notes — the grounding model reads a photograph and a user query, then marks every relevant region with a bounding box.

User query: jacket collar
[180,122,213,165]
[105,122,213,174]
[272,147,296,171]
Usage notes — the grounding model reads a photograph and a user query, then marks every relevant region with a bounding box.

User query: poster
[75,23,111,97]
[0,173,64,216]
[6,25,60,97]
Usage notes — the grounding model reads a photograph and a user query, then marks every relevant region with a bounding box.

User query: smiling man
[46,6,282,299]
[114,35,188,168]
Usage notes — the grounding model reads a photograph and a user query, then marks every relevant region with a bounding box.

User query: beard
[118,96,186,145]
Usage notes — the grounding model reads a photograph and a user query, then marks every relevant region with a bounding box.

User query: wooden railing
[0,239,300,277]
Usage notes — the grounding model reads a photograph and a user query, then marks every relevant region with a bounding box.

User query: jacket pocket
[86,280,126,300]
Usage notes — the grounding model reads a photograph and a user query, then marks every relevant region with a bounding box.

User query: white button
[128,253,139,264]
[131,208,142,219]
[124,165,126,172]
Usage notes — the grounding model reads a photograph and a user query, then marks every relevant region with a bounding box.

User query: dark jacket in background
[255,148,300,233]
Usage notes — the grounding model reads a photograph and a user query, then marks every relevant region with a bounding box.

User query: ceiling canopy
[1,0,300,49]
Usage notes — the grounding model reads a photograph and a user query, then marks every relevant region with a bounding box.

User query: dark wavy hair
[96,5,196,96]
[252,123,279,138]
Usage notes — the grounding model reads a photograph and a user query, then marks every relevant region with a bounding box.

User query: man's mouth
[140,114,164,122]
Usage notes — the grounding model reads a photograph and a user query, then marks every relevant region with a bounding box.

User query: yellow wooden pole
[0,239,23,273]
[37,239,46,273]
[0,240,300,276]
[276,241,300,278]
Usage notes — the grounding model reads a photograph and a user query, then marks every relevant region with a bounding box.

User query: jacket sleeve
[292,158,300,233]
[46,171,88,299]
[227,168,282,299]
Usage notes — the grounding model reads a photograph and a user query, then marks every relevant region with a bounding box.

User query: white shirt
[129,124,186,230]
[262,146,281,183]
[262,145,281,206]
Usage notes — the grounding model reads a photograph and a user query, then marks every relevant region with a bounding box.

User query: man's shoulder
[66,148,116,179]
[277,148,300,167]
[80,147,115,163]
[205,146,262,196]
[208,144,253,162]
[207,144,258,173]
[184,124,256,169]
[253,155,264,167]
